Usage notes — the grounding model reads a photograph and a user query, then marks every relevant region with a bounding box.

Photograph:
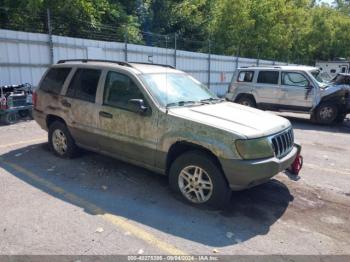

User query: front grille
[271,128,294,158]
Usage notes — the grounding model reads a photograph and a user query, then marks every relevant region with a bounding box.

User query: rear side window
[103,71,145,109]
[237,71,254,82]
[257,71,279,84]
[66,68,101,103]
[40,67,71,94]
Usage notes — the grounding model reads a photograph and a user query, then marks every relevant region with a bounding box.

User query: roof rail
[57,59,175,70]
[128,61,175,69]
[57,59,132,67]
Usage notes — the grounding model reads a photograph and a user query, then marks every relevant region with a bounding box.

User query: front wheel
[315,103,338,124]
[1,112,17,125]
[169,151,231,209]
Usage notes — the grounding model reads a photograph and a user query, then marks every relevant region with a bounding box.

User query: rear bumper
[220,143,301,190]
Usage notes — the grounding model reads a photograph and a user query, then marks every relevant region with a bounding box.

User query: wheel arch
[46,114,66,128]
[234,93,257,104]
[165,141,225,176]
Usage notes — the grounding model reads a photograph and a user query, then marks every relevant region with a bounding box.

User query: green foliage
[0,0,350,63]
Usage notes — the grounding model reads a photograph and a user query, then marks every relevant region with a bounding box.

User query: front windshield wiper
[166,100,199,108]
[200,97,225,104]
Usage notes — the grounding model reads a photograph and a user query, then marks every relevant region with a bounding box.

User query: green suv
[33,59,301,208]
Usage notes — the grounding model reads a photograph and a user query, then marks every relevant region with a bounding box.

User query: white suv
[226,66,350,124]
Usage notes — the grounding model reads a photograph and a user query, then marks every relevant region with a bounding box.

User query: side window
[257,71,279,84]
[330,69,336,74]
[282,72,309,87]
[103,71,145,109]
[66,68,101,103]
[40,67,71,94]
[237,71,254,82]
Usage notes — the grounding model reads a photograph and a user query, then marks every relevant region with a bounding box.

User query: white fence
[0,29,289,96]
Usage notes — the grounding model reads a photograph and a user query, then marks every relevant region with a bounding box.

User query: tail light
[0,96,8,110]
[32,91,38,109]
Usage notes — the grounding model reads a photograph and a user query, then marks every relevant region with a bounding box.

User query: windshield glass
[140,73,218,107]
[311,70,332,83]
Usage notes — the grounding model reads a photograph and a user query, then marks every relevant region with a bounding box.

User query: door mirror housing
[127,99,148,114]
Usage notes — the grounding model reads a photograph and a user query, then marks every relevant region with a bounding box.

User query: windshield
[311,70,332,83]
[140,73,218,107]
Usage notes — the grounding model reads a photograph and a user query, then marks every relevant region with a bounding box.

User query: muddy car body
[33,60,301,208]
[226,66,350,124]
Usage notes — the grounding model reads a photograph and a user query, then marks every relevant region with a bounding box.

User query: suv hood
[169,102,291,139]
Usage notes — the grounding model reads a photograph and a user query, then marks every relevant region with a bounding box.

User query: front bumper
[220,143,301,190]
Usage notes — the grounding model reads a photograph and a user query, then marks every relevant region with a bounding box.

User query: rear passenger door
[96,70,158,167]
[62,68,102,150]
[254,70,281,105]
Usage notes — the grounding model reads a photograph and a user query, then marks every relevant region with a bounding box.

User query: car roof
[238,65,319,71]
[52,59,182,74]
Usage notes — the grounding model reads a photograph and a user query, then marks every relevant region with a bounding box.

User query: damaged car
[33,59,302,208]
[226,66,350,124]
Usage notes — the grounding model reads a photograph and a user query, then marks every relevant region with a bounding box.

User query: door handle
[99,111,113,119]
[61,99,71,108]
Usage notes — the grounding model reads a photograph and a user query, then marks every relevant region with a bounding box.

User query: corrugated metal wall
[0,29,289,96]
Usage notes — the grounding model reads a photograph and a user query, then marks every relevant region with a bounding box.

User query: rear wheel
[236,96,256,108]
[169,151,231,209]
[315,103,338,124]
[18,109,29,118]
[48,121,78,158]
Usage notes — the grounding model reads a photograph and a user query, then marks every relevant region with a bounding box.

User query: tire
[236,96,256,108]
[315,103,338,124]
[18,109,29,118]
[169,151,231,209]
[1,112,17,125]
[48,121,78,158]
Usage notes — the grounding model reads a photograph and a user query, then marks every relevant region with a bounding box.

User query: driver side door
[96,70,158,168]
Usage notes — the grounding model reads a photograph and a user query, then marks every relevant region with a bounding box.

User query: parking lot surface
[0,113,349,255]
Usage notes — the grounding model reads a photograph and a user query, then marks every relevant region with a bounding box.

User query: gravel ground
[0,113,349,256]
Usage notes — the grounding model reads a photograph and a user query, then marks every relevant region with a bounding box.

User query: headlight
[235,138,274,160]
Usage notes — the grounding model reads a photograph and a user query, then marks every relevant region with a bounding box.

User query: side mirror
[127,99,148,114]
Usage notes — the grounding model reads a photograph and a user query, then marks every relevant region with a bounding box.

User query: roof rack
[57,59,175,70]
[129,61,175,69]
[239,65,282,69]
[57,59,132,67]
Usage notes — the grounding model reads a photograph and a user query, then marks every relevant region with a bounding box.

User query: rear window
[257,71,279,84]
[237,71,254,82]
[66,68,101,103]
[40,67,71,94]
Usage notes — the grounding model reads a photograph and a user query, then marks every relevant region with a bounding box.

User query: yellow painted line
[0,158,186,255]
[304,163,350,176]
[0,138,47,148]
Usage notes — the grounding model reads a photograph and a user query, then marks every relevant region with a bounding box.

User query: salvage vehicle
[33,59,302,208]
[0,83,33,124]
[226,66,350,124]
